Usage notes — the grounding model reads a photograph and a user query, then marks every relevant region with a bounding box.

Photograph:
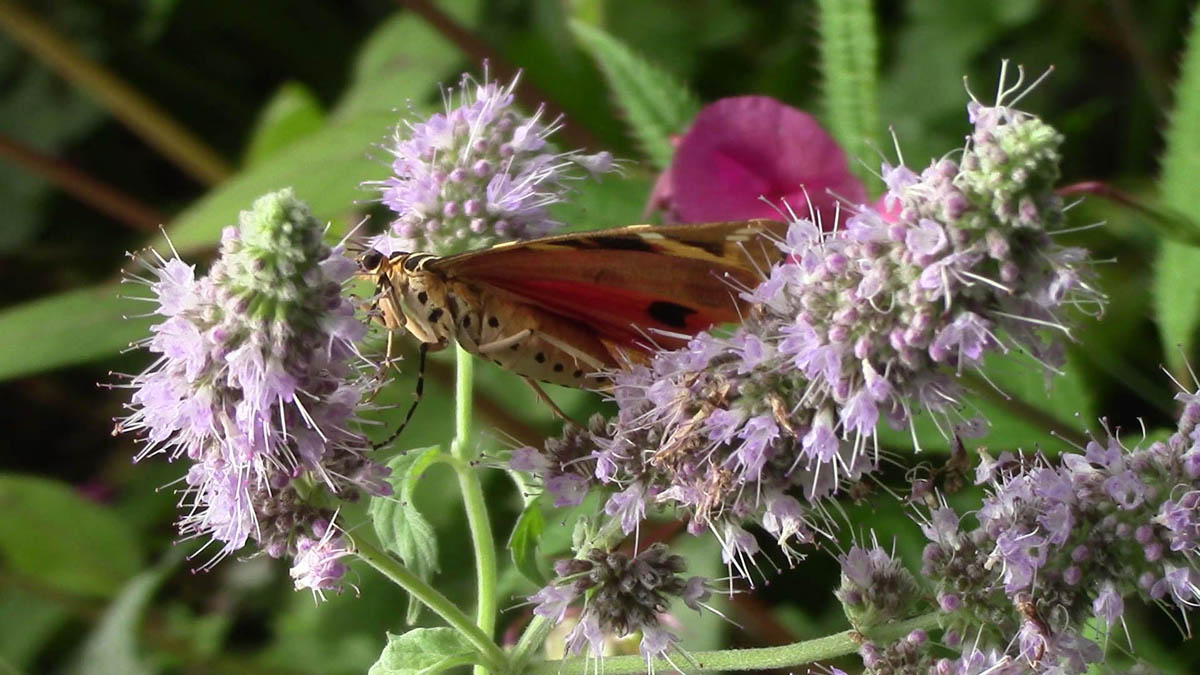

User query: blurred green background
[1,0,1199,672]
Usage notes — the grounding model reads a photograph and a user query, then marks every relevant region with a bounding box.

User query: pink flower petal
[668,96,866,226]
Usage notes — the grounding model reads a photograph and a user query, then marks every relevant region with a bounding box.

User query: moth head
[357,248,387,274]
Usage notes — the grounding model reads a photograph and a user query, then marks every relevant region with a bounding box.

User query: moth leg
[522,377,583,429]
[476,328,533,355]
[528,330,607,371]
[373,341,429,450]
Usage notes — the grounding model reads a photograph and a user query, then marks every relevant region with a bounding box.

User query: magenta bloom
[651,96,866,226]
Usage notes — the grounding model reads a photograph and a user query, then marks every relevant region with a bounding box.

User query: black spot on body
[462,316,471,327]
[509,344,519,350]
[487,316,500,328]
[573,369,583,378]
[417,291,428,305]
[553,363,564,373]
[535,352,546,363]
[647,300,698,329]
[428,308,444,323]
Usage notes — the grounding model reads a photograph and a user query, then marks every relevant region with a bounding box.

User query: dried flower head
[372,70,613,255]
[531,543,713,665]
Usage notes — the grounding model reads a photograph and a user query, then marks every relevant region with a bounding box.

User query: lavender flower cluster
[531,543,712,664]
[516,84,1099,574]
[117,189,388,593]
[372,71,613,255]
[828,382,1200,674]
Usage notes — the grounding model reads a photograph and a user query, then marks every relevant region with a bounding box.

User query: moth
[358,219,788,444]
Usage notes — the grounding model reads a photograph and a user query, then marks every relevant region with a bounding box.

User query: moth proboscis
[358,219,789,447]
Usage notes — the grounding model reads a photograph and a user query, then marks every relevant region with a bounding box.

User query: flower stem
[524,611,943,674]
[350,534,507,671]
[450,344,499,675]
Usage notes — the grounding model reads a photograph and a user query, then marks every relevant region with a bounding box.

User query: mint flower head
[117,189,388,590]
[371,70,614,255]
[523,68,1100,573]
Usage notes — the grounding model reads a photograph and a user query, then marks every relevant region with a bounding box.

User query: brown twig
[394,0,604,151]
[0,132,164,232]
[0,0,232,185]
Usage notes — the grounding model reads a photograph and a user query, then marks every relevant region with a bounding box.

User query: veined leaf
[569,19,699,169]
[367,447,445,624]
[368,628,483,675]
[1153,5,1200,374]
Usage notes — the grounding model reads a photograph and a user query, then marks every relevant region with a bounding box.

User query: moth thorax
[397,271,458,347]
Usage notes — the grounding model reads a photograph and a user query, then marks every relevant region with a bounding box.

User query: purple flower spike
[118,189,387,582]
[372,70,613,255]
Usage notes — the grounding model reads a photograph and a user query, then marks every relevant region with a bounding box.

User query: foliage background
[1,0,1198,672]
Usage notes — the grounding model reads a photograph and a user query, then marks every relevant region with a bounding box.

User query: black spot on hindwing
[647,300,698,329]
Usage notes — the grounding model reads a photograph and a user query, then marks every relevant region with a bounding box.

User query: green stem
[351,534,507,671]
[0,0,232,185]
[450,344,499,675]
[507,519,625,672]
[525,612,943,674]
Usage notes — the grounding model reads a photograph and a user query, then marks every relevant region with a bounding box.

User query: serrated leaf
[1154,6,1200,374]
[368,448,444,623]
[815,0,881,188]
[0,474,142,597]
[569,19,700,169]
[368,628,483,675]
[507,497,546,585]
[67,553,180,675]
[243,82,326,166]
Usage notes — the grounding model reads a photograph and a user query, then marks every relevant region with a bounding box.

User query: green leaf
[507,497,546,585]
[569,19,700,169]
[67,553,180,675]
[815,0,882,188]
[368,448,444,623]
[368,628,483,675]
[243,82,326,166]
[876,351,1095,453]
[0,3,482,381]
[0,282,149,381]
[1154,5,1200,374]
[0,474,142,597]
[0,589,70,670]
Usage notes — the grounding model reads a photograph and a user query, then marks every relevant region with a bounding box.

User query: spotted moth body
[365,250,613,388]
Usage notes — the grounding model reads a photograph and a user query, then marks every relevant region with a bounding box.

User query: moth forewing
[356,218,787,439]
